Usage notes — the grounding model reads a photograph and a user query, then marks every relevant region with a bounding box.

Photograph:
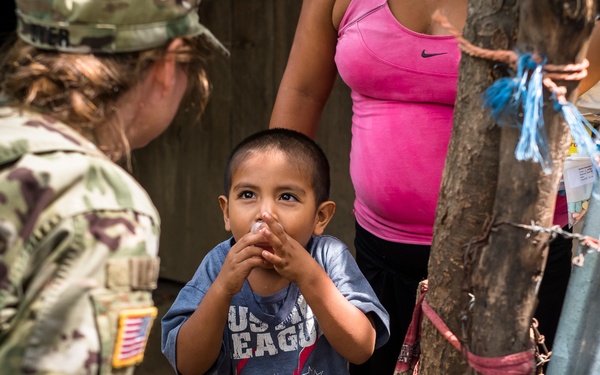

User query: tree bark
[419,1,519,374]
[469,0,595,361]
[420,0,596,374]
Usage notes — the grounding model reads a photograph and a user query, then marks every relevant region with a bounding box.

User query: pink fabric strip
[421,300,535,375]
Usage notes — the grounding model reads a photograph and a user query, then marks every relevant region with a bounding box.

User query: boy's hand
[213,233,271,296]
[258,213,318,285]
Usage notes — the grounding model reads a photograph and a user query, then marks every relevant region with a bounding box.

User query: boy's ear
[218,195,231,231]
[313,201,336,235]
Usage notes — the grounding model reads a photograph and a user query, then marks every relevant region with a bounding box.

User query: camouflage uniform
[15,0,229,55]
[0,0,227,373]
[0,109,162,374]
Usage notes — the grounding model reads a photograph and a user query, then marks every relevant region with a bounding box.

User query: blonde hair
[0,36,214,161]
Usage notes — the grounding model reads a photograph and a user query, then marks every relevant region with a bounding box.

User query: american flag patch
[112,307,158,368]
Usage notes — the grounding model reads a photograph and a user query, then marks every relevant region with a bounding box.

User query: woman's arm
[269,0,340,139]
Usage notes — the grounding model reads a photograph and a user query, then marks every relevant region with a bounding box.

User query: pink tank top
[335,0,568,245]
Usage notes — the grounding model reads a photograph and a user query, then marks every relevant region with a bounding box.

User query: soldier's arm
[0,209,160,374]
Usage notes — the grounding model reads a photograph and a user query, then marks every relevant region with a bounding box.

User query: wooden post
[419,1,518,373]
[420,1,595,373]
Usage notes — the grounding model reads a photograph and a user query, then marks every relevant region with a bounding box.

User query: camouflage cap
[15,0,229,55]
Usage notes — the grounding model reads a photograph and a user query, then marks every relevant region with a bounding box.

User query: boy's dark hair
[224,128,330,205]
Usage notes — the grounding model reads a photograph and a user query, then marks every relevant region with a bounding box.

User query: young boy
[161,128,390,374]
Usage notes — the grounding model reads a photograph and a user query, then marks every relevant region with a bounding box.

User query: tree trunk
[419,1,518,373]
[420,0,596,374]
[469,0,594,362]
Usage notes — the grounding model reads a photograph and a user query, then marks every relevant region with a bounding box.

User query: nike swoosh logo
[421,49,447,58]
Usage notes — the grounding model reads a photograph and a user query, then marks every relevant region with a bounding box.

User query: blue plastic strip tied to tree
[483,53,600,186]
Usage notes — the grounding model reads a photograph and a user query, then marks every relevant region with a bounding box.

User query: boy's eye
[239,191,255,199]
[280,193,297,202]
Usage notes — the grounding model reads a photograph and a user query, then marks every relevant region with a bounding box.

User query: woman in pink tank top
[270,1,594,373]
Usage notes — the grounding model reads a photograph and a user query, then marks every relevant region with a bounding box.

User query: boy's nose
[259,199,276,215]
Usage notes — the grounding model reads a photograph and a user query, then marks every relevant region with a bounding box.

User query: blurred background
[132,0,354,284]
[133,2,354,371]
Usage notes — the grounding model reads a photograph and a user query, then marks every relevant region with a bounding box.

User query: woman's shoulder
[336,0,386,31]
[0,108,105,163]
[0,109,159,221]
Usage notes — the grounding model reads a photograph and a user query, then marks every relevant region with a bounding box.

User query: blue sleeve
[161,283,204,373]
[160,240,231,373]
[313,236,391,349]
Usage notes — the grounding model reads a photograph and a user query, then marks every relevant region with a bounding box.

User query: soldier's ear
[149,38,186,97]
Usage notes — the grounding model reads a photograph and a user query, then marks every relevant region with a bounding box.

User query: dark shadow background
[0,1,17,48]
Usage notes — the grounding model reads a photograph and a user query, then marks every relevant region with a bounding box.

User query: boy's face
[219,150,320,248]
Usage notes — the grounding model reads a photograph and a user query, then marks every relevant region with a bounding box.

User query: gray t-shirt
[162,235,390,374]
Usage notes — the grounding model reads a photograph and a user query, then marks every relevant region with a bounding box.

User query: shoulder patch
[112,306,157,368]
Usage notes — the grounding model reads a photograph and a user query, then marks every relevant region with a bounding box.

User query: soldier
[0,0,228,373]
